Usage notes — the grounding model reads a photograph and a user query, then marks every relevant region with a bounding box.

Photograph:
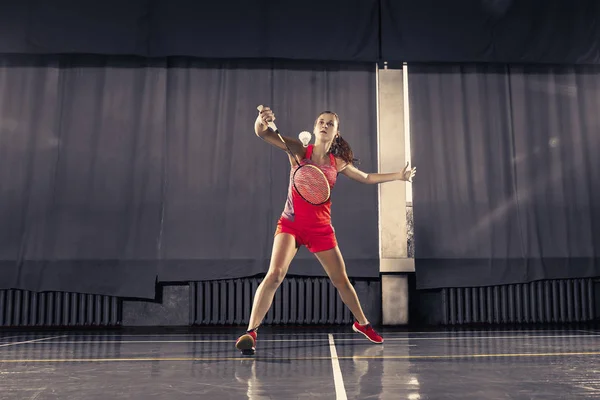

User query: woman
[235,106,416,355]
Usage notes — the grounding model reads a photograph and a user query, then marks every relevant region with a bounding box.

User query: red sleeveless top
[281,145,338,226]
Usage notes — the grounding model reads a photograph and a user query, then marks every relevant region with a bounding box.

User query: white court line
[105,329,580,336]
[328,334,347,400]
[1,329,578,338]
[0,335,67,348]
[0,335,70,341]
[11,339,416,345]
[2,334,597,345]
[330,330,588,336]
[577,330,599,334]
[335,334,600,341]
[51,329,581,340]
[12,334,600,345]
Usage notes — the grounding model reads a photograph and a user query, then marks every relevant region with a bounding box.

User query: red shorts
[275,217,337,253]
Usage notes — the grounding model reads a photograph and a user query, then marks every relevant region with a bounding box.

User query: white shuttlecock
[299,131,312,147]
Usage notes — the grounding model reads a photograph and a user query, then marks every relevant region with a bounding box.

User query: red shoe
[235,330,257,355]
[352,321,384,344]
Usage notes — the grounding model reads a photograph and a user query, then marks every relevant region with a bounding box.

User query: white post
[377,65,414,325]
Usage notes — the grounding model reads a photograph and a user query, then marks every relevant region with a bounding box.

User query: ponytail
[329,134,358,165]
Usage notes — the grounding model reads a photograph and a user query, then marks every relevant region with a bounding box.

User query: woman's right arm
[255,106,304,157]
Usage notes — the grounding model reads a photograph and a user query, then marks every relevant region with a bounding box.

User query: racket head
[292,164,331,205]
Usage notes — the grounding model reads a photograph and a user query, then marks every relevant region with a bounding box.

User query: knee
[264,269,286,287]
[331,276,352,290]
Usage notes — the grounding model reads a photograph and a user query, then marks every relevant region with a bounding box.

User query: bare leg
[314,246,369,325]
[247,233,298,331]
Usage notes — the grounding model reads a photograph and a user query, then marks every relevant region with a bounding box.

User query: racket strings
[293,165,331,205]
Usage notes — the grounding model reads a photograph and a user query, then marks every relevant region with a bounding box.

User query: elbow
[364,174,376,184]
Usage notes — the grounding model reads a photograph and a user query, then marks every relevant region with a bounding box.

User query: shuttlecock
[299,131,312,147]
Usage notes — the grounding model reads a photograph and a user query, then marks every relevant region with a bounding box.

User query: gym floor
[1,326,599,399]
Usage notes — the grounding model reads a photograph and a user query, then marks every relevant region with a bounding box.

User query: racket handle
[257,105,279,133]
[257,105,301,167]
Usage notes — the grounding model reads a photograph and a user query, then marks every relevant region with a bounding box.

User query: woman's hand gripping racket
[257,105,330,205]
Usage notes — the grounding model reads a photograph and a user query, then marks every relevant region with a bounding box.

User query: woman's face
[313,113,338,140]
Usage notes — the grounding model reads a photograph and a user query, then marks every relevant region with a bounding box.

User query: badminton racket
[257,105,330,205]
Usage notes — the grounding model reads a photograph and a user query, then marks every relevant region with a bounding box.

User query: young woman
[235,106,416,355]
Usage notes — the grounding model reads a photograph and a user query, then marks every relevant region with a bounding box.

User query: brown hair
[316,111,358,165]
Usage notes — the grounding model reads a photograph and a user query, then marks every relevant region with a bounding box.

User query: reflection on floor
[1,326,599,399]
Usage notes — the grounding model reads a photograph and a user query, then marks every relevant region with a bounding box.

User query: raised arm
[338,161,416,184]
[255,106,304,159]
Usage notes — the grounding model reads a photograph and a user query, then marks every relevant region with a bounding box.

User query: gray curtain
[159,59,378,282]
[0,55,378,298]
[409,64,600,289]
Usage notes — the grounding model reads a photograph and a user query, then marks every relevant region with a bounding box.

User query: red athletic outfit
[235,146,384,356]
[275,144,338,253]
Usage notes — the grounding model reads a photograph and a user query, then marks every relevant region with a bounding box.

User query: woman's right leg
[246,232,298,331]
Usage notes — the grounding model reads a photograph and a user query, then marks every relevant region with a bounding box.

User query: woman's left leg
[314,246,369,325]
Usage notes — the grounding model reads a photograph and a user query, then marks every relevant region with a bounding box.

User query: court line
[1,331,595,343]
[0,335,67,348]
[328,334,347,400]
[338,334,600,341]
[17,339,330,344]
[11,339,416,344]
[9,334,599,345]
[330,329,588,335]
[56,329,582,338]
[1,350,600,363]
[577,329,599,334]
[347,351,600,360]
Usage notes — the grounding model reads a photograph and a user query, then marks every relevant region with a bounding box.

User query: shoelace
[365,325,381,336]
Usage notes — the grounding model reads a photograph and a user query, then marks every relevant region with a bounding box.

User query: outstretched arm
[339,162,416,184]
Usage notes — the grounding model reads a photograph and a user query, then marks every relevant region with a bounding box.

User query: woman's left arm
[339,162,416,184]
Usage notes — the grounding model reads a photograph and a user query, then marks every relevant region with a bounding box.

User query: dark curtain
[159,58,378,281]
[0,55,378,298]
[0,56,166,298]
[3,1,600,65]
[0,0,380,62]
[409,63,600,289]
[381,0,600,64]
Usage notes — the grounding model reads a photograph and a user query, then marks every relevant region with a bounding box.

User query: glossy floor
[1,327,600,399]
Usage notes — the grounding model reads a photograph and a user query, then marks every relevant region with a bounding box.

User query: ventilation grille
[190,277,356,325]
[442,279,596,325]
[0,289,121,327]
